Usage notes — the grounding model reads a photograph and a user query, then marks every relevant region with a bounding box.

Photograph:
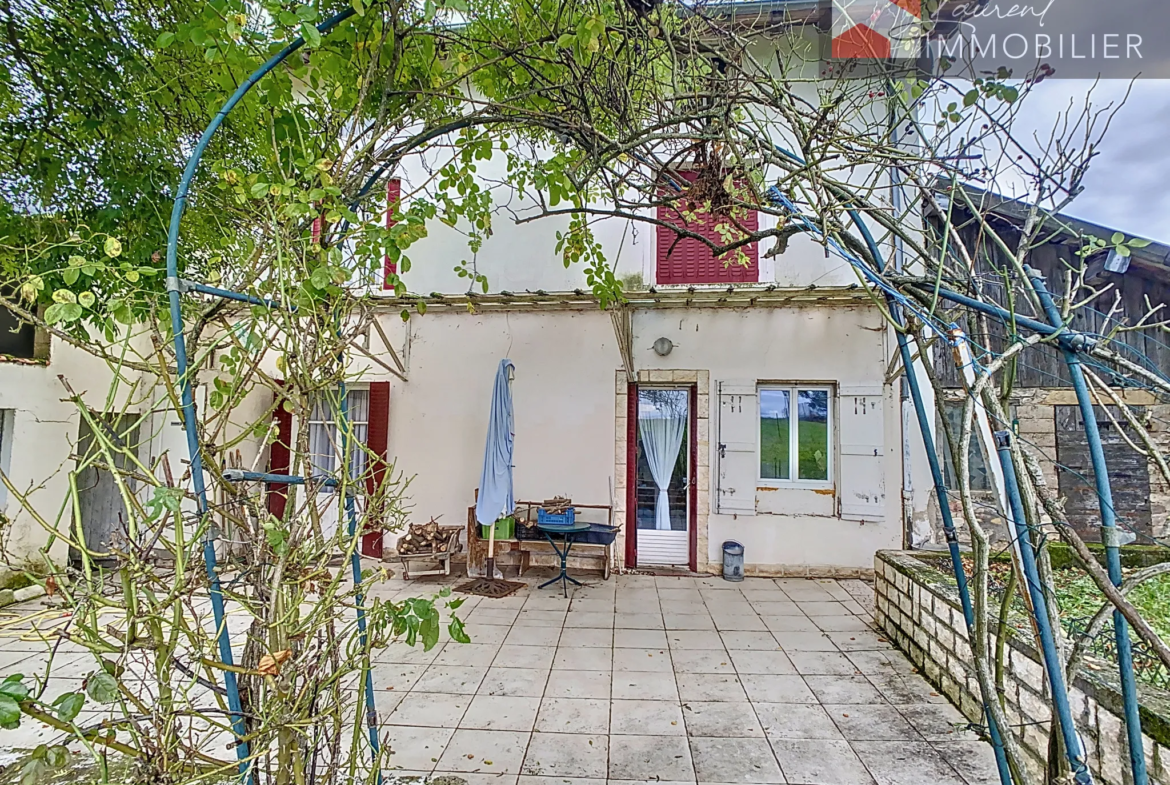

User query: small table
[537,521,592,597]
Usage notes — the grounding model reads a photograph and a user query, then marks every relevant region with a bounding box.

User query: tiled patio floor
[368,573,1001,785]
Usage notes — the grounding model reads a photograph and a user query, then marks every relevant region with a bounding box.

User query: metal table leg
[538,533,582,597]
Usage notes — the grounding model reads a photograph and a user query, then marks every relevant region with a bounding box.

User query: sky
[1009,80,1170,243]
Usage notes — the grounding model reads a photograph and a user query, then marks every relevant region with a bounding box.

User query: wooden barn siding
[930,223,1170,388]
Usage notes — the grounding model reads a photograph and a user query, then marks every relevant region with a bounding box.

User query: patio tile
[655,575,699,588]
[505,626,562,648]
[376,641,446,665]
[525,596,573,611]
[785,651,860,676]
[667,630,726,649]
[545,669,611,699]
[609,734,694,781]
[750,601,805,616]
[559,627,614,648]
[812,615,873,632]
[828,631,891,651]
[564,612,615,629]
[770,738,875,785]
[614,628,669,649]
[616,613,664,629]
[429,773,519,785]
[755,702,844,740]
[469,608,522,625]
[772,631,837,651]
[682,701,764,737]
[612,670,677,701]
[762,615,819,633]
[436,643,502,667]
[825,704,922,741]
[689,736,784,783]
[463,624,511,646]
[841,600,867,616]
[570,599,616,613]
[438,729,532,775]
[515,610,567,627]
[414,665,489,694]
[375,687,406,719]
[676,672,748,702]
[931,740,1003,785]
[739,582,787,596]
[851,740,967,785]
[845,650,916,676]
[461,695,541,732]
[535,697,610,734]
[553,647,612,671]
[866,673,948,705]
[496,644,557,670]
[383,725,456,771]
[803,675,884,705]
[796,601,852,617]
[663,612,716,630]
[671,649,736,674]
[386,692,472,727]
[658,588,704,603]
[519,778,604,785]
[728,650,795,675]
[612,647,673,672]
[479,666,550,698]
[898,702,974,741]
[611,698,686,735]
[522,732,609,779]
[713,614,768,632]
[620,590,660,605]
[371,663,426,692]
[740,674,816,704]
[720,631,780,651]
[777,583,836,602]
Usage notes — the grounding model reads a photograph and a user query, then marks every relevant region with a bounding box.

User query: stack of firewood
[396,518,453,555]
[542,496,572,514]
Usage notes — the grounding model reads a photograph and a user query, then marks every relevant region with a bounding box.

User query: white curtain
[639,395,687,531]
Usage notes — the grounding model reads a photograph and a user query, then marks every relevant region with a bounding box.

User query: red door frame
[625,383,699,573]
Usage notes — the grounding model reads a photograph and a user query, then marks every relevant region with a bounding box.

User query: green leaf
[1111,232,1125,245]
[556,33,576,49]
[400,309,410,322]
[52,691,84,722]
[52,289,76,304]
[249,182,270,199]
[155,31,175,48]
[103,236,122,258]
[416,300,426,316]
[125,270,140,283]
[420,614,440,651]
[963,89,978,107]
[78,292,95,308]
[1116,244,1131,257]
[447,616,471,644]
[44,746,69,768]
[86,671,119,704]
[62,268,79,285]
[1129,238,1152,248]
[300,22,322,49]
[0,695,21,730]
[350,0,365,15]
[310,267,331,289]
[0,675,28,702]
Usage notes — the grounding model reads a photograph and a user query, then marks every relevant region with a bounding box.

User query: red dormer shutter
[656,173,758,285]
[382,178,402,289]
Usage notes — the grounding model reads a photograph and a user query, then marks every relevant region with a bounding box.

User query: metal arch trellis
[162,7,383,783]
[158,9,1151,783]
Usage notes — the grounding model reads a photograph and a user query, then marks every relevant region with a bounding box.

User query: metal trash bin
[722,540,744,582]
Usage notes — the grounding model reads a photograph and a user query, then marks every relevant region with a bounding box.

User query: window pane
[797,389,829,481]
[941,403,991,491]
[759,389,790,480]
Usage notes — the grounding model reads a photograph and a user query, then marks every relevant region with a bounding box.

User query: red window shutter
[656,174,759,285]
[362,381,391,557]
[266,380,293,518]
[382,178,402,289]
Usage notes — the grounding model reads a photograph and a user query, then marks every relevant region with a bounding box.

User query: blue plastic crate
[537,507,576,527]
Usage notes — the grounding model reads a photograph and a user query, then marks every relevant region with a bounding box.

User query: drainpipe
[1025,267,1148,785]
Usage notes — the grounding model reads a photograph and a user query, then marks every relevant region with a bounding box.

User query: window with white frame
[758,386,832,484]
[307,389,369,488]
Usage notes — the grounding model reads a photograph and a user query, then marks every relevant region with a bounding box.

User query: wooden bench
[466,501,613,580]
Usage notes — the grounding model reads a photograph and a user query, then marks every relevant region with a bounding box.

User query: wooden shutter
[716,381,757,516]
[656,173,759,285]
[266,380,293,518]
[362,381,391,557]
[838,384,886,522]
[382,178,402,288]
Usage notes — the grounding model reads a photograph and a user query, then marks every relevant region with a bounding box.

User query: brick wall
[875,549,1170,784]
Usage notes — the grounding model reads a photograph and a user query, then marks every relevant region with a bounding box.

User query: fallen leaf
[484,760,493,766]
[257,649,292,676]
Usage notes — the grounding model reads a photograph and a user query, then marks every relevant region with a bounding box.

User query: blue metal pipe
[758,143,1016,784]
[339,387,383,783]
[222,470,340,488]
[1025,267,1147,785]
[995,430,1094,784]
[162,9,357,778]
[189,282,286,310]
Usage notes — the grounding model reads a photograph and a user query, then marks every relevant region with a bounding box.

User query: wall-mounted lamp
[653,337,674,356]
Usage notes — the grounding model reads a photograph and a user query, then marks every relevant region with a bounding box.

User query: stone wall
[875,549,1170,784]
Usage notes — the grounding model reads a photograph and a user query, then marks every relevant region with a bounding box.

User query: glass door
[635,387,691,566]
